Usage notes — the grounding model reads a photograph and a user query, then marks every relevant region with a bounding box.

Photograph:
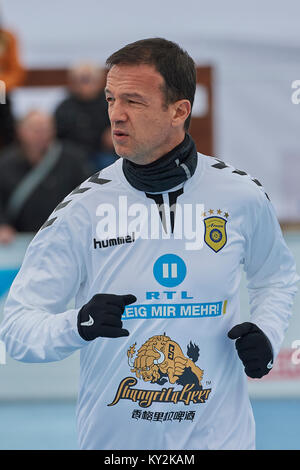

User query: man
[54,62,117,171]
[0,38,298,450]
[0,110,90,243]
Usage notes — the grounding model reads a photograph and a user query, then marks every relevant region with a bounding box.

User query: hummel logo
[80,315,94,327]
[267,360,273,369]
[93,233,135,249]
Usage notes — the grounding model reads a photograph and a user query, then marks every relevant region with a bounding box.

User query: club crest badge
[204,215,227,252]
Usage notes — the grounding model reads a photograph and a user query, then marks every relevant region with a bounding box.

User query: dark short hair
[106,38,196,131]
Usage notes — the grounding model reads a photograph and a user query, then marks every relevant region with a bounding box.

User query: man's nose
[109,101,127,123]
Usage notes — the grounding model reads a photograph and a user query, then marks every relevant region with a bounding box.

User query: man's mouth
[113,130,129,137]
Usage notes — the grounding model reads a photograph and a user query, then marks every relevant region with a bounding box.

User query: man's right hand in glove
[77,293,137,341]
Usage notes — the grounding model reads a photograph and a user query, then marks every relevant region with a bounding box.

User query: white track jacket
[0,154,298,450]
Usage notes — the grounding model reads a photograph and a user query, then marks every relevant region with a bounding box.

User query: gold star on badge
[217,209,222,215]
[224,212,229,218]
[202,211,207,217]
[209,209,214,215]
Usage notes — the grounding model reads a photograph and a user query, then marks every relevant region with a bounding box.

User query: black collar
[122,133,198,192]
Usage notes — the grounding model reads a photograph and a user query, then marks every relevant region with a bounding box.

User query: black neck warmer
[122,133,198,192]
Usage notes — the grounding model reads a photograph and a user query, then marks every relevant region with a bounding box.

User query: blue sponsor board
[123,301,225,320]
[0,269,19,299]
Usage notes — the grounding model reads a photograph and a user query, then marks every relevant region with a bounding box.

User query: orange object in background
[0,28,26,149]
[0,28,26,91]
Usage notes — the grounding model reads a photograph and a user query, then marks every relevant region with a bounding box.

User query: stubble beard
[116,133,173,165]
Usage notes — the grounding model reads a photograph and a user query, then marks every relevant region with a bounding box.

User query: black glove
[77,293,136,341]
[228,322,274,378]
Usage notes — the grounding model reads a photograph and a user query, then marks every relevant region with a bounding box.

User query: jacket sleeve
[0,206,89,362]
[243,192,300,359]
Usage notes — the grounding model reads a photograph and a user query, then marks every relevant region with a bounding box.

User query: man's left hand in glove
[228,322,274,378]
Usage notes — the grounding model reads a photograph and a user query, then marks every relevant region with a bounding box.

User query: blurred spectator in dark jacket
[0,25,26,149]
[54,62,117,171]
[93,125,118,171]
[0,110,90,244]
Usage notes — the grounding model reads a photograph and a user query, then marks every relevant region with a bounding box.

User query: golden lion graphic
[127,334,203,388]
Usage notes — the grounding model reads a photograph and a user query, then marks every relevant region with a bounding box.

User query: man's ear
[171,99,191,128]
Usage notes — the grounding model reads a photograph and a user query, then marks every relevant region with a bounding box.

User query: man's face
[70,66,103,101]
[105,64,180,164]
[17,112,55,158]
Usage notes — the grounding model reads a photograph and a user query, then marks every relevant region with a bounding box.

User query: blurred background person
[0,19,26,149]
[54,62,118,171]
[93,125,118,171]
[0,109,90,244]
